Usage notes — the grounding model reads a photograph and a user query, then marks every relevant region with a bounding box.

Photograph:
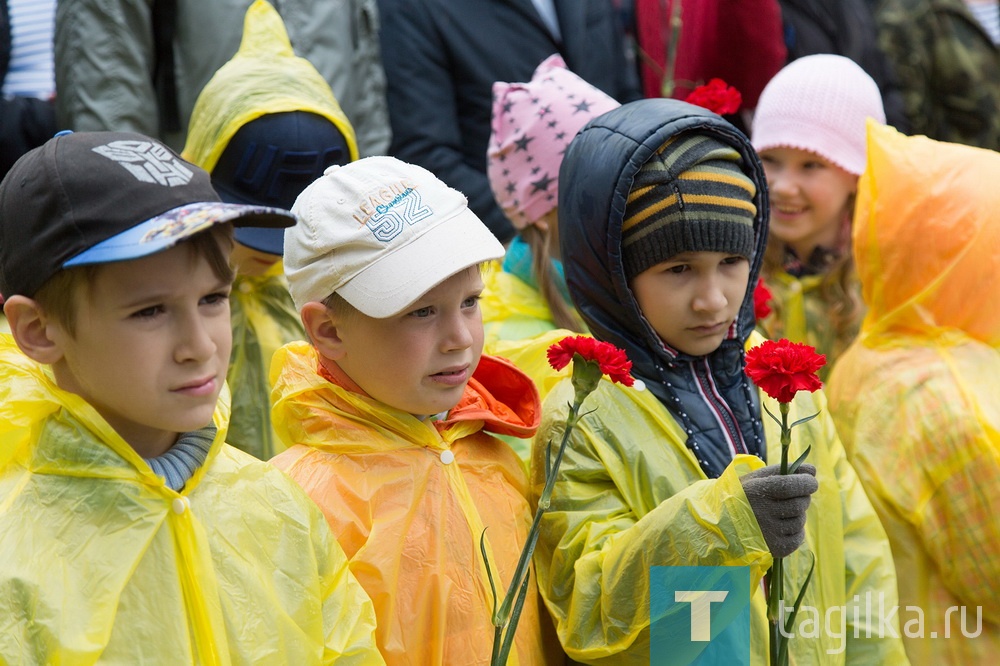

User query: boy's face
[49,243,233,456]
[333,265,485,418]
[629,251,750,357]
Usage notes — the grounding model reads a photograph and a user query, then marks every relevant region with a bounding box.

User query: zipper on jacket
[691,359,748,458]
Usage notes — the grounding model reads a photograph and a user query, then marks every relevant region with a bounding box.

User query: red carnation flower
[547,335,634,387]
[684,78,742,116]
[744,339,826,404]
[754,278,774,321]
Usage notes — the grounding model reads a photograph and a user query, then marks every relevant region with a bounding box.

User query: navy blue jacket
[559,99,770,477]
[376,0,642,242]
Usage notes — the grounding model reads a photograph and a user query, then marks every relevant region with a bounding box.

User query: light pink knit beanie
[751,54,886,176]
[487,54,620,230]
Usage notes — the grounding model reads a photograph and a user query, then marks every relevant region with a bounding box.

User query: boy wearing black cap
[182,0,358,460]
[530,99,907,663]
[0,131,384,663]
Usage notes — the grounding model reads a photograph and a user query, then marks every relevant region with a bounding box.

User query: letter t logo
[675,591,729,641]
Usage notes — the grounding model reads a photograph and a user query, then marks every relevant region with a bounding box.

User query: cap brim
[63,201,295,267]
[234,226,285,256]
[338,208,505,318]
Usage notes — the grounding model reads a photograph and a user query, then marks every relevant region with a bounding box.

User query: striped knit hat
[622,133,756,280]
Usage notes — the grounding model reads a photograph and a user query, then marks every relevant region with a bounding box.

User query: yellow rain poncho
[481,261,573,398]
[481,256,579,460]
[482,262,560,344]
[225,262,305,459]
[481,262,572,460]
[182,0,359,459]
[0,336,383,664]
[759,269,862,381]
[532,331,908,665]
[483,326,573,462]
[269,342,563,665]
[827,122,1000,664]
[182,0,359,175]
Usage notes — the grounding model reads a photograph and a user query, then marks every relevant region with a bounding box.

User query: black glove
[740,464,818,558]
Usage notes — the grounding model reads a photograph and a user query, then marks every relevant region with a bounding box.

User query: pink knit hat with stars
[487,55,620,230]
[751,54,886,176]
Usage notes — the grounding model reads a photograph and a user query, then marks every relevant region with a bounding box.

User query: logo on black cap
[92,140,194,187]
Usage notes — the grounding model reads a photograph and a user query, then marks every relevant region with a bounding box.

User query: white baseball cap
[284,156,505,317]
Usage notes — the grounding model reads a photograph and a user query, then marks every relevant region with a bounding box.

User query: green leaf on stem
[761,401,783,428]
[787,446,812,474]
[767,557,783,622]
[497,571,533,662]
[790,412,820,429]
[480,529,499,625]
[778,553,816,665]
[545,435,554,480]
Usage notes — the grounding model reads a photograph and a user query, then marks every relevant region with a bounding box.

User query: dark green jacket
[55,0,390,157]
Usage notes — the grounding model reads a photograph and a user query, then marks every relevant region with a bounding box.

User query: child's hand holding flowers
[744,339,826,666]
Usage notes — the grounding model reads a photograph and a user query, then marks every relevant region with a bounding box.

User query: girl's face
[759,147,858,260]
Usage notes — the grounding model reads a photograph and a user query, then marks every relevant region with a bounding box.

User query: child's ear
[3,296,65,364]
[300,301,347,360]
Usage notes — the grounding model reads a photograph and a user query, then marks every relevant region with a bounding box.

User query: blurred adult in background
[876,0,1000,149]
[375,0,642,243]
[55,0,389,157]
[624,0,909,135]
[629,0,786,130]
[0,0,57,179]
[777,0,910,132]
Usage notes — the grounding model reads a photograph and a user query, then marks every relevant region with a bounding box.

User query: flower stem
[778,401,790,474]
[661,0,683,98]
[768,401,792,665]
[490,400,582,664]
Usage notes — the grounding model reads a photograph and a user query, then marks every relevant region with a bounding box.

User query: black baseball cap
[211,111,351,256]
[0,130,296,298]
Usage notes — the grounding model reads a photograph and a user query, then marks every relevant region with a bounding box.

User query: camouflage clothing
[877,0,1000,149]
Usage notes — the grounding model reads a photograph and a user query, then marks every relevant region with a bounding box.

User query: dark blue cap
[212,111,351,255]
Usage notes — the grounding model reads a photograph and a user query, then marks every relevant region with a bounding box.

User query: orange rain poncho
[827,122,1000,664]
[269,342,562,665]
[0,336,383,664]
